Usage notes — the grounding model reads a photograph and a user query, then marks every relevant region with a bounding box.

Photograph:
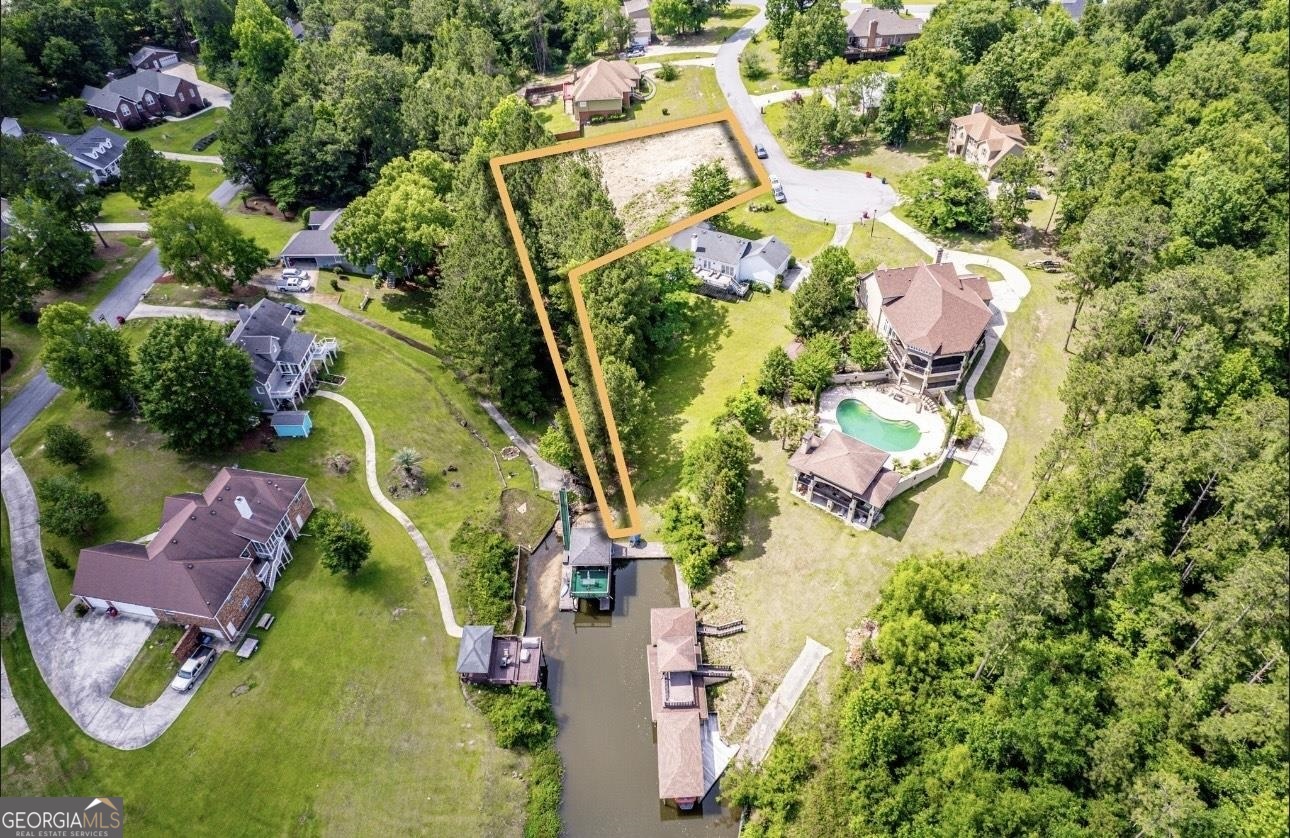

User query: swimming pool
[836,399,922,452]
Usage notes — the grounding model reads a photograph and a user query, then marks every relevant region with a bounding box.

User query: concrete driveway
[713,0,899,223]
[1,449,201,749]
[160,62,232,109]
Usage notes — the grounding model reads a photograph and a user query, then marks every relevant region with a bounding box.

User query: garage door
[159,54,179,67]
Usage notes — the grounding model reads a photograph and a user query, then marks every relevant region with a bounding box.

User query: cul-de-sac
[0,0,1285,834]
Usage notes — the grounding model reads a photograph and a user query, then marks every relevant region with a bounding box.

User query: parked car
[170,646,215,692]
[754,144,768,159]
[1026,258,1065,273]
[276,276,313,292]
[772,185,786,203]
[281,268,309,281]
[284,303,306,316]
[1026,187,1043,200]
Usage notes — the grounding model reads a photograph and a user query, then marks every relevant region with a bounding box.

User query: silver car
[170,646,215,692]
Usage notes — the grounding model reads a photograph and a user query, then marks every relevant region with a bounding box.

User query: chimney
[867,18,879,46]
[971,102,984,114]
[690,232,700,253]
[234,495,253,519]
[935,247,944,264]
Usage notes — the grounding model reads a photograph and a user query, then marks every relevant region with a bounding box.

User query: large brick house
[855,261,994,392]
[563,59,642,124]
[81,70,204,129]
[844,7,924,57]
[946,104,1028,179]
[72,469,314,642]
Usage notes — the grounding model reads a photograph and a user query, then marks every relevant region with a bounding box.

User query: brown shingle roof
[651,607,699,672]
[656,710,704,800]
[846,7,925,38]
[569,59,640,102]
[874,263,993,356]
[73,468,307,618]
[789,431,901,508]
[951,111,1027,163]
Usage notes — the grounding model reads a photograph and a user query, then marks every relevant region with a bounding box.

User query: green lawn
[331,275,439,350]
[110,624,185,707]
[727,201,835,259]
[628,220,1074,689]
[632,51,715,64]
[14,105,225,155]
[223,209,299,254]
[583,67,725,138]
[740,37,801,96]
[764,101,943,185]
[665,5,758,46]
[1,234,149,406]
[847,220,931,270]
[97,162,226,223]
[1,304,548,834]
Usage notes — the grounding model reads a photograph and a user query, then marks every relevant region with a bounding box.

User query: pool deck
[818,385,946,464]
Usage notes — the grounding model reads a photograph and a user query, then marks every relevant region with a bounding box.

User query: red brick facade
[286,486,315,536]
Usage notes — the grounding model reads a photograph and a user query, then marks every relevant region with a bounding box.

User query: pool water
[836,399,922,452]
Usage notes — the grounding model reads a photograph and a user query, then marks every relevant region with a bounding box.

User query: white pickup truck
[276,269,313,292]
[170,645,215,692]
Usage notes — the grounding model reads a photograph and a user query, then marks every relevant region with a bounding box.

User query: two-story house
[81,70,204,129]
[946,104,1027,179]
[73,468,314,641]
[563,59,642,124]
[856,261,994,392]
[669,222,792,298]
[227,299,339,435]
[844,7,924,57]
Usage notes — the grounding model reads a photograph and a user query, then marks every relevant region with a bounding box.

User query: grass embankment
[666,5,758,46]
[583,67,725,138]
[632,222,1074,694]
[1,303,552,834]
[727,202,834,260]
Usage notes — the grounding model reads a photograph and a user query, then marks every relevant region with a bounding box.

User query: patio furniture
[256,612,276,630]
[236,636,260,659]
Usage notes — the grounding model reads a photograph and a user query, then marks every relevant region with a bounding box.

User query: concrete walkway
[749,87,814,109]
[314,391,463,638]
[1,449,200,749]
[739,637,831,766]
[126,304,240,322]
[477,401,567,493]
[1,657,29,746]
[877,213,1034,491]
[95,222,150,232]
[161,152,223,165]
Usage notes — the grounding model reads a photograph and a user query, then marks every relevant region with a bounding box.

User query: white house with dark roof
[73,468,314,641]
[856,261,994,392]
[81,69,203,129]
[1,117,22,138]
[40,126,127,184]
[227,299,339,431]
[669,222,792,298]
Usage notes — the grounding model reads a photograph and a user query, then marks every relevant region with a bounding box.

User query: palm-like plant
[390,446,426,494]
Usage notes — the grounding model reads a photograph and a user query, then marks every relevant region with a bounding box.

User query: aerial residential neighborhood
[0,0,1285,836]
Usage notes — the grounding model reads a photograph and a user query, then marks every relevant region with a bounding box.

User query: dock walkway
[739,638,831,766]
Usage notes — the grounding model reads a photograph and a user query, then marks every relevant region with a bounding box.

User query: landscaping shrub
[660,494,721,588]
[848,328,887,371]
[44,423,93,466]
[47,547,71,571]
[452,522,516,629]
[741,50,767,80]
[324,451,353,474]
[315,510,373,576]
[191,132,219,152]
[724,386,770,433]
[475,685,556,750]
[953,410,983,444]
[537,424,576,470]
[657,62,680,81]
[758,345,794,399]
[524,745,563,838]
[35,475,107,538]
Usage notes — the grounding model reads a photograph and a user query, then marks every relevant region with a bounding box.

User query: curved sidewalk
[315,391,463,638]
[2,449,198,749]
[876,213,1032,491]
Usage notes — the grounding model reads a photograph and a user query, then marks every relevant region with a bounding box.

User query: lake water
[527,534,740,838]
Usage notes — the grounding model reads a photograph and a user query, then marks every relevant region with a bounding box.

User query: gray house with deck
[227,299,339,433]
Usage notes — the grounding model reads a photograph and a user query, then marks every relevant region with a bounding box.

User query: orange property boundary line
[490,109,771,536]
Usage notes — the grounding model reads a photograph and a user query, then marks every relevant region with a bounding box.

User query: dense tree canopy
[38,303,136,412]
[120,139,192,209]
[150,193,269,291]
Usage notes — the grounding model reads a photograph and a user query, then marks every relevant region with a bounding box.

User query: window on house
[241,595,251,610]
[145,93,155,104]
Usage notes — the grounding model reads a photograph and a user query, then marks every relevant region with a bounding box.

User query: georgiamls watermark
[1,797,123,838]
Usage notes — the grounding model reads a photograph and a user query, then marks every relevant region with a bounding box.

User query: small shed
[456,626,495,683]
[270,410,312,438]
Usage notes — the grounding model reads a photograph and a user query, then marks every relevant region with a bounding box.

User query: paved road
[739,637,831,765]
[0,249,161,450]
[713,1,899,223]
[2,449,201,749]
[314,391,463,638]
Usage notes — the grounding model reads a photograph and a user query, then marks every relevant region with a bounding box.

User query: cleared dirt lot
[581,122,759,238]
